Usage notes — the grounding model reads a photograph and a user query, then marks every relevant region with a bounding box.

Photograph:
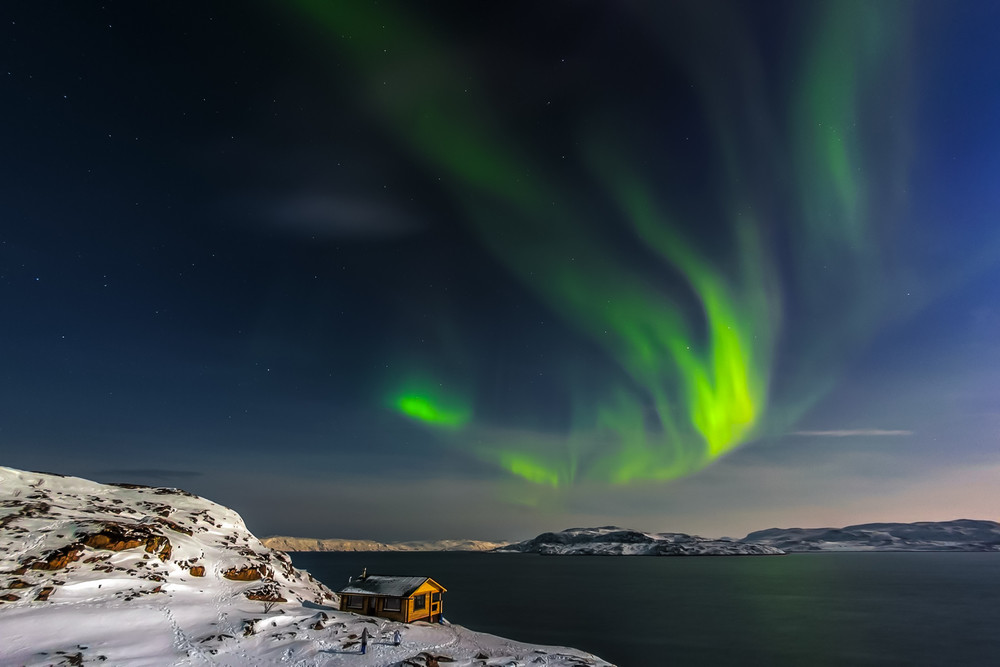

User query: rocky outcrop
[0,467,337,611]
[222,564,270,581]
[31,545,85,571]
[244,582,287,602]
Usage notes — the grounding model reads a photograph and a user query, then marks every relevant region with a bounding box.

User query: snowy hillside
[0,467,611,666]
[744,520,1000,552]
[262,536,509,553]
[496,526,784,556]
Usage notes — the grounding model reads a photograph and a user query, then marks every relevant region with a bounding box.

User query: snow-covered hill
[743,519,1000,552]
[262,536,509,553]
[0,467,611,666]
[496,526,784,556]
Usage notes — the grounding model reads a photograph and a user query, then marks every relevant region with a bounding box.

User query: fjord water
[290,551,1000,666]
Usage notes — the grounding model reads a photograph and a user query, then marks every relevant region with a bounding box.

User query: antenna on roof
[361,567,367,579]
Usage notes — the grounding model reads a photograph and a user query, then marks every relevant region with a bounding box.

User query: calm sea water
[288,551,1000,666]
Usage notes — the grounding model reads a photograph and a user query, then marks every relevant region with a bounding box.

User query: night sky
[3,1,1000,541]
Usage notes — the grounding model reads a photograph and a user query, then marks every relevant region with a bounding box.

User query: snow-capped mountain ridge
[496,526,784,556]
[743,519,1000,552]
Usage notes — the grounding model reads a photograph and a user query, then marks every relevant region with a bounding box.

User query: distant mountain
[495,526,784,556]
[743,520,1000,552]
[262,536,510,552]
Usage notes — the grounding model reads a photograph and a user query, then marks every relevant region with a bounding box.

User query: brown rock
[35,586,54,601]
[1,593,19,601]
[144,534,168,553]
[8,579,31,589]
[222,565,266,581]
[85,533,144,551]
[244,590,287,603]
[31,545,84,571]
[80,524,172,563]
[189,566,206,577]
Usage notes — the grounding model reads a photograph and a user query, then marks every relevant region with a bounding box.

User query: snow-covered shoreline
[0,466,612,666]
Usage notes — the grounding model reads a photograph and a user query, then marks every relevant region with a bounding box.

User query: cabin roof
[337,574,444,597]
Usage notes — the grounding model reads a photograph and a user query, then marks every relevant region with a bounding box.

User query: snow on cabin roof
[337,574,442,597]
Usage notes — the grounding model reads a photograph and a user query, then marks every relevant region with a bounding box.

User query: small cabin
[337,571,446,623]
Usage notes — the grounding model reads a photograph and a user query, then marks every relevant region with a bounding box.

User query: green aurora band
[391,377,471,430]
[291,1,909,488]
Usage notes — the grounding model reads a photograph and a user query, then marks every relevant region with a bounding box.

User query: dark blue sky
[2,1,999,540]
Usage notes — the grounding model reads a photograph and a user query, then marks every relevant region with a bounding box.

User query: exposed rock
[189,565,206,577]
[84,532,143,552]
[155,517,193,536]
[35,586,54,601]
[31,545,85,571]
[222,564,268,581]
[242,619,261,637]
[244,581,287,603]
[0,501,51,529]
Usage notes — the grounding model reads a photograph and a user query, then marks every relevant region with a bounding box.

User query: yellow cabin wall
[339,579,446,623]
[407,580,445,622]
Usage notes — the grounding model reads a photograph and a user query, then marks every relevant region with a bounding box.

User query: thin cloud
[228,193,421,239]
[791,429,913,437]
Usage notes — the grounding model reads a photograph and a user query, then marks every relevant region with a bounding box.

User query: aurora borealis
[292,0,905,487]
[4,1,1000,540]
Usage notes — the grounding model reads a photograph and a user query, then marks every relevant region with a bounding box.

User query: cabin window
[432,593,441,602]
[383,597,401,612]
[346,595,363,609]
[413,594,426,611]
